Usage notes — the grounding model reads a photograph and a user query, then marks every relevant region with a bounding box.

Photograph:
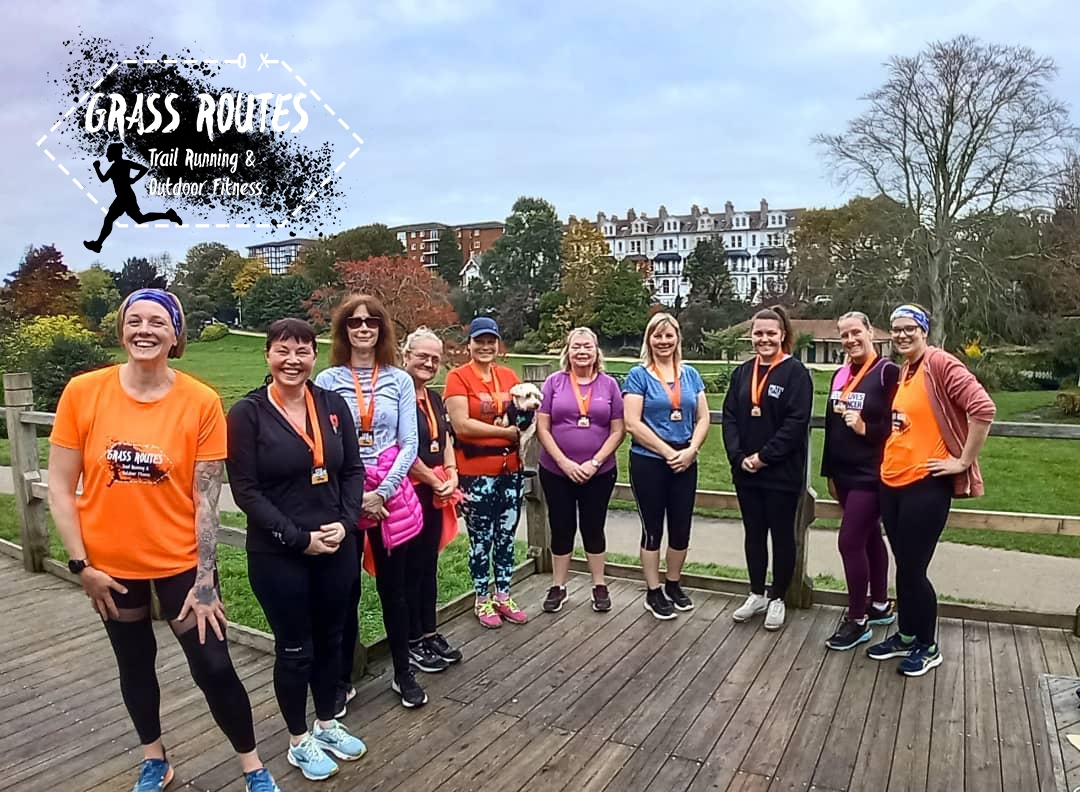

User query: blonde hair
[838,311,872,331]
[401,326,444,362]
[640,312,682,369]
[558,327,605,374]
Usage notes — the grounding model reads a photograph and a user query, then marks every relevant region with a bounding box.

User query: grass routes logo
[42,34,363,250]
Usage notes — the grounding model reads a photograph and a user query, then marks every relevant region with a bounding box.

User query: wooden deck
[2,555,1080,792]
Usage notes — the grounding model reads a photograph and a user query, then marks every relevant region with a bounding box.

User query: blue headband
[890,304,929,333]
[126,289,183,339]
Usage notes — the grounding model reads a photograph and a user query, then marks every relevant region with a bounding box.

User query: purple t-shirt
[538,371,624,476]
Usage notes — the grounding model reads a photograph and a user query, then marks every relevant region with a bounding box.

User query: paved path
[3,466,1077,613]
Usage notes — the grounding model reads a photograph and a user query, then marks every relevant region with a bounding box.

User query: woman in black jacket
[226,319,367,783]
[722,306,813,632]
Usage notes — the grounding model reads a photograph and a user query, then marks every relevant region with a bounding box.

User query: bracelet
[445,465,458,471]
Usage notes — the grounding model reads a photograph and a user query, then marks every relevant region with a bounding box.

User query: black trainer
[592,584,612,612]
[409,640,450,673]
[333,684,356,719]
[825,618,873,651]
[424,633,462,664]
[644,587,676,620]
[867,600,896,626]
[391,670,428,708]
[664,579,694,611]
[543,585,568,613]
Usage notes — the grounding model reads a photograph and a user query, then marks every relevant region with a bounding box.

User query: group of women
[47,287,993,791]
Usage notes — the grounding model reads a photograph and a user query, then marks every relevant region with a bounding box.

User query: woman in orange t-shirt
[444,317,530,628]
[866,304,994,679]
[47,290,281,792]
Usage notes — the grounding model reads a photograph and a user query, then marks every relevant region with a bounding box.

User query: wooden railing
[4,369,1080,633]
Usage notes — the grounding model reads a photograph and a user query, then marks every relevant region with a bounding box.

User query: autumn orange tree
[4,244,80,319]
[307,255,461,342]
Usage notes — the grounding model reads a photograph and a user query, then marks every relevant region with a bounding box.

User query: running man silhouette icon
[83,142,182,252]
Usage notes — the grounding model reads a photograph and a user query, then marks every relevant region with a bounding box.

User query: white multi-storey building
[595,199,800,305]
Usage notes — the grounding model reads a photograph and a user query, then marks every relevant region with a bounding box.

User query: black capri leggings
[539,466,617,556]
[103,566,256,753]
[880,475,953,645]
[248,535,358,736]
[406,485,443,641]
[629,452,697,552]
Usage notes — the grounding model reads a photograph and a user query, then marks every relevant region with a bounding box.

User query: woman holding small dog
[722,306,813,632]
[623,312,710,621]
[445,317,530,628]
[536,327,626,614]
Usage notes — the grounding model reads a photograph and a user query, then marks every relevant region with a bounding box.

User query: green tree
[5,245,80,318]
[480,197,563,332]
[294,225,404,287]
[77,264,121,329]
[172,242,235,293]
[244,275,312,330]
[684,238,734,305]
[115,257,167,297]
[556,217,615,336]
[817,35,1077,346]
[435,229,464,287]
[594,260,651,347]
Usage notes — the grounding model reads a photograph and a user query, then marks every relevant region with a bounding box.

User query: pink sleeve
[940,353,996,422]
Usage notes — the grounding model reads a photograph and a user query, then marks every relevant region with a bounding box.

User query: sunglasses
[345,316,381,330]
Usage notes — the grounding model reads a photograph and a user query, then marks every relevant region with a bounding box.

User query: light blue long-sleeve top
[314,364,418,501]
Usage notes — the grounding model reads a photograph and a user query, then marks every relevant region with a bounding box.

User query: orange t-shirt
[49,366,228,579]
[443,363,522,476]
[880,364,948,488]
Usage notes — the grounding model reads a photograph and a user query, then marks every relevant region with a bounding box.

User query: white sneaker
[732,593,769,622]
[764,599,786,631]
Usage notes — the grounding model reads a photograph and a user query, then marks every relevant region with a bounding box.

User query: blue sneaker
[132,758,173,791]
[286,734,338,781]
[312,719,368,761]
[246,766,285,790]
[866,632,916,660]
[898,643,943,677]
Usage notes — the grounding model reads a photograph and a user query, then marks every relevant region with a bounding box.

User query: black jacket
[226,382,364,554]
[721,357,813,493]
[820,358,900,490]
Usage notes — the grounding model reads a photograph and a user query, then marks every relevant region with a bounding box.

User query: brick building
[392,220,504,271]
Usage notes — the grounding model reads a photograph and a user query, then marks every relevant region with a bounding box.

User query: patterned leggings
[459,473,524,596]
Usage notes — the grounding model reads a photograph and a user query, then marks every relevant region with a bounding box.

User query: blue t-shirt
[622,364,706,458]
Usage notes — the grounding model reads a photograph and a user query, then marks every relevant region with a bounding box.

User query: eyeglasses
[890,325,921,337]
[409,352,441,366]
[345,316,381,330]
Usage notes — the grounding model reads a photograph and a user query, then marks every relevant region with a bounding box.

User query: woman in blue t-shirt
[623,312,710,620]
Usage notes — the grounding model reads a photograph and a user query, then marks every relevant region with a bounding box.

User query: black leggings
[629,452,697,552]
[248,535,358,735]
[339,533,363,688]
[406,486,443,641]
[736,486,800,600]
[539,466,616,556]
[880,475,953,645]
[104,566,256,753]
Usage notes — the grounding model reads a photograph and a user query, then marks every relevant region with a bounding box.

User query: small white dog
[498,383,542,467]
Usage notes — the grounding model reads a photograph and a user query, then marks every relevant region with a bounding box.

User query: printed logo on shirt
[768,384,785,399]
[845,392,866,411]
[101,441,173,486]
[891,410,910,434]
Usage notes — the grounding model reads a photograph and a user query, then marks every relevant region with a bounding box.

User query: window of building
[618,241,624,252]
[682,238,687,249]
[649,240,654,251]
[473,229,480,236]
[410,244,416,251]
[473,240,480,249]
[752,234,756,246]
[411,231,417,238]
[661,280,670,294]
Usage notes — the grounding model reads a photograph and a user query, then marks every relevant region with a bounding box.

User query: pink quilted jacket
[359,446,423,552]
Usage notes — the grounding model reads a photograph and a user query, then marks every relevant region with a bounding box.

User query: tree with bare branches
[816,35,1077,346]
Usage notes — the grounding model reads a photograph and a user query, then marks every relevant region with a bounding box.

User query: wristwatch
[68,559,88,575]
[590,459,602,469]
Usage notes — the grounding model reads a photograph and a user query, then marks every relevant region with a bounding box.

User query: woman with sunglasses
[820,311,899,651]
[866,304,995,676]
[315,295,425,709]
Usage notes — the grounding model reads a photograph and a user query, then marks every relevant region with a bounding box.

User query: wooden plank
[988,622,1040,792]
[811,640,880,790]
[846,646,904,791]
[1042,628,1079,677]
[444,721,573,792]
[925,619,965,792]
[645,755,702,792]
[738,607,835,778]
[1014,627,1062,792]
[887,651,935,792]
[963,620,1003,792]
[544,738,635,792]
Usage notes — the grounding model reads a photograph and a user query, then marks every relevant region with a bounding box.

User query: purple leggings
[837,486,889,620]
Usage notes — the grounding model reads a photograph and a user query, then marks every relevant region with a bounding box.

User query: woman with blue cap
[866,303,995,677]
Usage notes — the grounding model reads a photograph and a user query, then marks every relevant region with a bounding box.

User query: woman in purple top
[536,327,626,614]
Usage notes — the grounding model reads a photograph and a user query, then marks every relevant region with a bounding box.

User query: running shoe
[898,643,943,677]
[764,599,786,631]
[244,768,283,792]
[333,684,356,719]
[131,758,173,791]
[644,587,676,620]
[425,632,463,664]
[825,618,873,651]
[409,640,450,673]
[867,632,916,661]
[493,593,528,624]
[475,598,502,629]
[542,585,568,613]
[392,669,429,708]
[663,579,694,611]
[287,734,338,781]
[867,601,896,626]
[312,719,367,761]
[591,584,612,612]
[732,593,769,623]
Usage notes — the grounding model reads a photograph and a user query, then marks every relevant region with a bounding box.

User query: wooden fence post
[3,373,48,572]
[522,363,553,574]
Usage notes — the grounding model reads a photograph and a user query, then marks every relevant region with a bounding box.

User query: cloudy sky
[2,0,1077,274]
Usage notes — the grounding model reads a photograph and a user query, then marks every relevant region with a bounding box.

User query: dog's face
[509,383,542,411]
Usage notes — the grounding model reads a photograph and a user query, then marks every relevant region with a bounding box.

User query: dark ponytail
[751,305,794,354]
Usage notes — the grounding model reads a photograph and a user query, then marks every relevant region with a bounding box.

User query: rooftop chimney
[725,201,735,225]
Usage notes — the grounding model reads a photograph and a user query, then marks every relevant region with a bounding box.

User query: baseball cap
[468,316,501,339]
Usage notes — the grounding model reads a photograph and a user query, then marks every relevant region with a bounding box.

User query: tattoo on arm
[193,460,223,603]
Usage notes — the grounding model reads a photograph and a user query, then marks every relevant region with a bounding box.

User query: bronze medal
[358,430,375,447]
[670,409,683,422]
[750,406,762,417]
[311,466,328,485]
[430,440,440,454]
[577,415,591,428]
